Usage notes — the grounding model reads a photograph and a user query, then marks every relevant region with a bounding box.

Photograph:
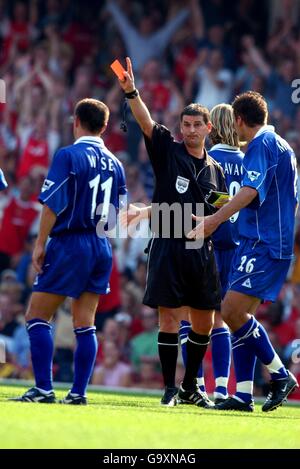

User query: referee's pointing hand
[119,57,136,93]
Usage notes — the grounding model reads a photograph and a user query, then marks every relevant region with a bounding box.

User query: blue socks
[179,321,206,391]
[232,316,288,403]
[179,321,231,397]
[211,327,231,399]
[26,319,54,392]
[71,326,98,396]
[27,320,98,396]
[231,331,257,403]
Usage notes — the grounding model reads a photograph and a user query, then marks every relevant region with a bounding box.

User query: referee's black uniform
[143,123,226,311]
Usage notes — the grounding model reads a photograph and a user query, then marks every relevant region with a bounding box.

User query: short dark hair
[180,103,210,124]
[232,91,268,127]
[74,98,109,134]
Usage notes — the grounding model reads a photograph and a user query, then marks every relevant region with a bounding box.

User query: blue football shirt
[209,144,244,249]
[239,125,298,259]
[39,136,127,236]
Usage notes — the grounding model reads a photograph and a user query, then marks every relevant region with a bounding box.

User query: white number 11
[89,175,112,220]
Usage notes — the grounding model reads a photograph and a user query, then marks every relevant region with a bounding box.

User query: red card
[110,60,126,80]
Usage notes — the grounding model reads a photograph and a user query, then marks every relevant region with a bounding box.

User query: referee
[117,57,226,407]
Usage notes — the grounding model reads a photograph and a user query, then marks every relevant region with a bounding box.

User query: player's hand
[187,214,219,240]
[32,243,46,274]
[119,57,135,93]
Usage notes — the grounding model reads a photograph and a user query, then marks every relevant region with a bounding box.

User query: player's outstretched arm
[187,186,257,240]
[117,57,154,139]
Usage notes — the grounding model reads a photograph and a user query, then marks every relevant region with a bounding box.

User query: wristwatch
[125,89,139,99]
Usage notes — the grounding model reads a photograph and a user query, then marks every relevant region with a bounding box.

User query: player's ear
[235,115,243,127]
[207,121,212,132]
[100,122,108,135]
[74,115,80,128]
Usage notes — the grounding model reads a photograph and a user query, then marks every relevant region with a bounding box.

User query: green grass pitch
[0,385,299,449]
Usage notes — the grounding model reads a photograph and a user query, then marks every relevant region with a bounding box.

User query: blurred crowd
[0,0,300,398]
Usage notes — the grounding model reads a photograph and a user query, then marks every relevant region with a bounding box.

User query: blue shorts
[214,247,236,298]
[228,238,291,301]
[33,233,112,298]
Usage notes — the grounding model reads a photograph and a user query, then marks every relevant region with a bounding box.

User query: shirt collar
[210,143,239,152]
[74,136,104,146]
[183,144,212,165]
[253,125,275,139]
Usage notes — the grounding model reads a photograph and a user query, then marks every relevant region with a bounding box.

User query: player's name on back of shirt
[221,161,243,176]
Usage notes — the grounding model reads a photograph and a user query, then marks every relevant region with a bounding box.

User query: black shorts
[143,237,221,310]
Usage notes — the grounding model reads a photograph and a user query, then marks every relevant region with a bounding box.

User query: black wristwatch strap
[125,89,139,99]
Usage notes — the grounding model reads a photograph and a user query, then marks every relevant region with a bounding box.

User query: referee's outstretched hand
[118,57,136,93]
[120,204,143,228]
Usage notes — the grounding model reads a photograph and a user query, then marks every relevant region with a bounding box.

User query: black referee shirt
[144,123,227,238]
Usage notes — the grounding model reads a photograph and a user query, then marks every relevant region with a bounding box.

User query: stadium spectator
[106,0,189,72]
[0,176,40,273]
[133,358,162,389]
[130,306,159,374]
[92,339,132,387]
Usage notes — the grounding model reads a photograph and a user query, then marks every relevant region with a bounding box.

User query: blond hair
[210,103,239,148]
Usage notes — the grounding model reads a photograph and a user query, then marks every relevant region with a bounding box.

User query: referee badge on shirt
[175,176,190,194]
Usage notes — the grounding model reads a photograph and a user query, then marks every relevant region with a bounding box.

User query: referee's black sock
[158,331,178,388]
[182,330,210,391]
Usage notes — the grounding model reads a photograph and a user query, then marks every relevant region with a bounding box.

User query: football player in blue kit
[11,98,127,405]
[189,92,299,412]
[179,104,244,404]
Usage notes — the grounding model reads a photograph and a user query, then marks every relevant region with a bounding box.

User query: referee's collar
[74,136,104,146]
[203,147,215,166]
[185,145,213,165]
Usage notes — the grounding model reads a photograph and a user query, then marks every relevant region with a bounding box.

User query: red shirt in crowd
[17,136,49,180]
[140,83,171,113]
[0,197,39,256]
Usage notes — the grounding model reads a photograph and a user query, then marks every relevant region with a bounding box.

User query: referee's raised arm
[117,57,154,139]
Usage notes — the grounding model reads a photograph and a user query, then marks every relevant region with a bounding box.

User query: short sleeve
[39,148,71,215]
[242,142,277,205]
[117,162,127,196]
[143,123,174,172]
